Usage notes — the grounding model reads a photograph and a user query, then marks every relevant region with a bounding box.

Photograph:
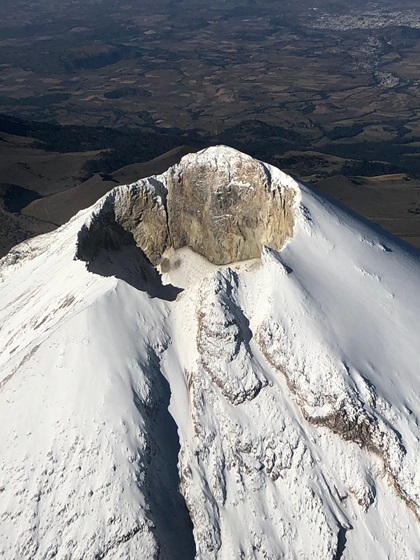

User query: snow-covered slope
[0,146,419,559]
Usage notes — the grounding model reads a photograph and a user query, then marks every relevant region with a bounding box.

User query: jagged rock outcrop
[166,148,294,264]
[76,146,295,266]
[114,180,169,265]
[77,179,169,265]
[197,269,267,405]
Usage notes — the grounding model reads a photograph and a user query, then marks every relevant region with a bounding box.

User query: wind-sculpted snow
[251,187,420,522]
[256,312,413,514]
[0,146,419,559]
[177,268,350,559]
[197,270,267,405]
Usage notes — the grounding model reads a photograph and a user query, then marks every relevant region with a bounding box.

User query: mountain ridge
[0,146,419,559]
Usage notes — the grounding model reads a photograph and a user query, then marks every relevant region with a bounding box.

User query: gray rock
[76,146,296,267]
[167,147,295,265]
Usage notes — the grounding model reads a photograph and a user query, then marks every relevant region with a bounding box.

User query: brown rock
[77,147,296,267]
[166,147,295,265]
[114,181,168,266]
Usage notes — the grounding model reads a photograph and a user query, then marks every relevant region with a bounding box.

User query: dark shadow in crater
[88,244,182,301]
[76,212,181,301]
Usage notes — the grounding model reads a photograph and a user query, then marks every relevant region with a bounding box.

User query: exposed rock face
[166,148,295,264]
[114,179,169,265]
[76,146,296,266]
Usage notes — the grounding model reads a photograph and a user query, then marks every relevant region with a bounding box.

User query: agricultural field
[0,0,420,248]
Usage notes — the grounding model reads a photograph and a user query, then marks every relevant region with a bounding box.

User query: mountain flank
[1,147,419,559]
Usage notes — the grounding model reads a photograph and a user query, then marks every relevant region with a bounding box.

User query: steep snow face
[0,146,419,559]
[0,221,194,560]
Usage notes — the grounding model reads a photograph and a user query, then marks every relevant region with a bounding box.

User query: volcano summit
[0,147,419,559]
[76,147,295,267]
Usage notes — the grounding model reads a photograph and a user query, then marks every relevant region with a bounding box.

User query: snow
[0,146,419,559]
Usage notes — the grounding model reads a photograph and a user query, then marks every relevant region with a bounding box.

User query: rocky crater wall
[77,147,296,266]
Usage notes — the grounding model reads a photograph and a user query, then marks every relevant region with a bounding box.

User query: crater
[76,146,296,269]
